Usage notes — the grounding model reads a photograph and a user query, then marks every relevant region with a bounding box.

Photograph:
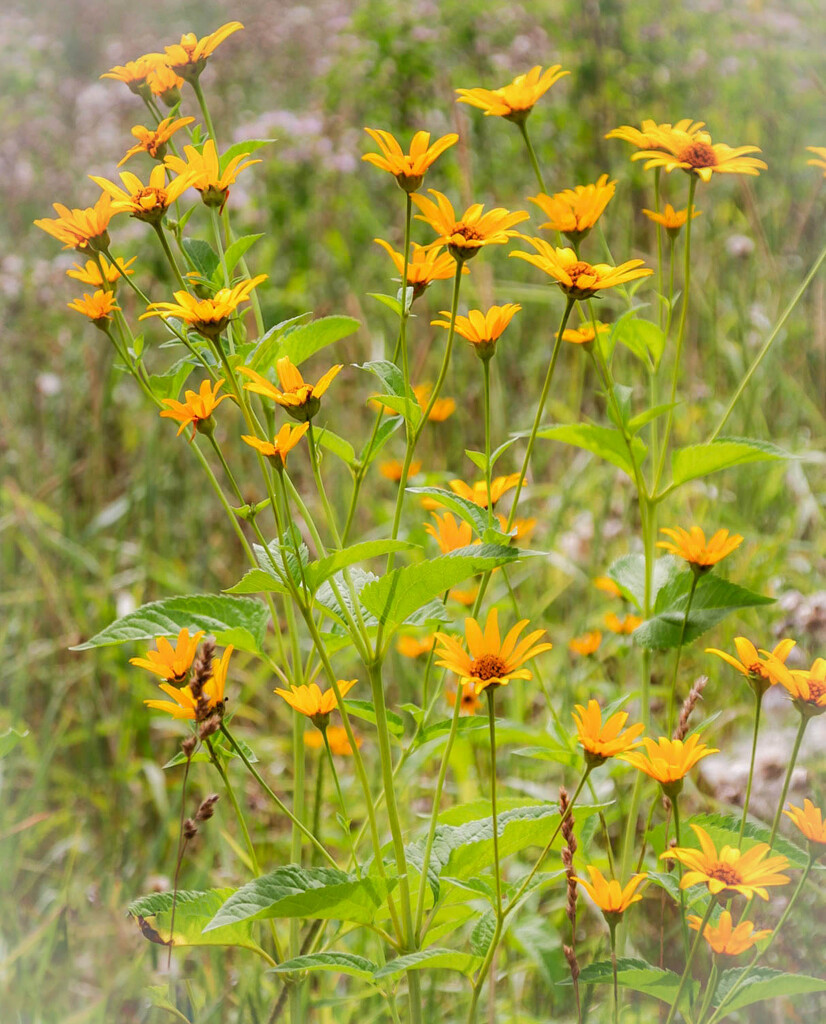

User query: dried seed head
[183,817,198,840]
[181,735,198,757]
[199,715,221,740]
[196,793,220,821]
[190,638,216,720]
[673,675,708,741]
[564,944,580,982]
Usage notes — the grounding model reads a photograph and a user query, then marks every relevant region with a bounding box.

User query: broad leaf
[269,952,378,982]
[218,139,274,173]
[224,568,289,596]
[343,698,405,737]
[248,312,312,370]
[671,437,788,487]
[315,429,356,466]
[304,540,416,592]
[406,487,489,536]
[280,315,360,366]
[714,966,826,1014]
[222,234,263,277]
[606,554,680,609]
[373,948,482,980]
[575,957,696,1009]
[181,238,219,279]
[128,889,265,955]
[537,423,647,478]
[612,317,665,366]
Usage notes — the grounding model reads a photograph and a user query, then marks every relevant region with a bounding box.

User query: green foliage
[128,889,267,955]
[537,423,647,477]
[671,437,788,486]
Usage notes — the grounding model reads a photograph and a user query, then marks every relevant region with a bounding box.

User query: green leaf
[406,487,488,536]
[371,393,422,425]
[634,571,773,649]
[205,866,396,929]
[248,313,313,371]
[360,416,403,467]
[470,910,497,956]
[144,986,193,1022]
[627,402,677,435]
[373,948,482,980]
[714,967,826,1014]
[269,952,379,981]
[367,292,403,317]
[671,437,788,487]
[576,957,695,1008]
[222,234,263,277]
[71,595,269,655]
[358,360,408,397]
[305,540,416,592]
[464,449,487,472]
[612,317,665,366]
[343,699,405,737]
[224,568,289,596]
[128,889,265,954]
[163,732,257,769]
[0,726,28,759]
[218,139,274,173]
[316,568,379,629]
[315,428,356,466]
[606,554,680,609]
[360,545,518,631]
[148,359,194,401]
[537,423,647,477]
[181,238,219,279]
[280,315,360,366]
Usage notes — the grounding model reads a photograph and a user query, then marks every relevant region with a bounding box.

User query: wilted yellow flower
[657,526,743,571]
[118,116,196,166]
[141,276,267,338]
[511,239,651,298]
[67,255,136,287]
[165,140,259,209]
[561,323,609,346]
[90,165,192,223]
[379,458,421,481]
[362,128,458,192]
[434,607,552,695]
[425,511,474,553]
[275,679,356,729]
[456,65,569,123]
[568,632,603,658]
[144,646,233,720]
[666,824,789,900]
[632,127,766,182]
[163,21,244,80]
[574,866,646,922]
[130,628,205,681]
[305,724,361,755]
[604,612,642,634]
[619,735,718,791]
[431,303,521,360]
[447,681,482,716]
[688,910,771,955]
[67,290,119,325]
[642,203,700,237]
[705,637,796,695]
[572,699,643,765]
[605,118,706,150]
[412,189,529,261]
[239,357,342,422]
[241,422,310,470]
[34,193,116,251]
[806,146,826,176]
[374,239,467,298]
[160,378,229,439]
[529,176,616,243]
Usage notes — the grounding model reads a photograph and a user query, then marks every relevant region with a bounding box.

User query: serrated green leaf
[148,359,193,401]
[248,312,313,371]
[470,910,497,957]
[128,889,265,954]
[218,139,274,173]
[358,359,407,397]
[714,967,826,1014]
[373,948,482,980]
[316,568,379,629]
[406,487,488,536]
[537,423,647,477]
[205,866,396,929]
[223,234,263,277]
[269,952,379,981]
[72,595,269,654]
[224,568,289,596]
[280,315,360,366]
[606,553,680,609]
[343,699,405,737]
[575,957,696,1008]
[671,437,788,487]
[181,238,219,279]
[304,540,416,592]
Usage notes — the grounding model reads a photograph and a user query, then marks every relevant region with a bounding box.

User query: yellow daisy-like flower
[568,632,603,658]
[573,699,643,765]
[413,384,456,422]
[642,203,701,238]
[529,175,616,243]
[447,681,482,716]
[657,526,743,572]
[130,628,206,681]
[431,303,521,361]
[396,634,436,659]
[574,866,647,922]
[34,193,116,252]
[67,290,119,325]
[766,655,826,718]
[666,824,790,900]
[806,146,826,176]
[595,575,623,598]
[144,645,233,721]
[90,165,193,224]
[604,612,642,634]
[379,459,421,481]
[146,60,184,104]
[239,357,342,422]
[632,128,767,182]
[67,255,136,287]
[362,128,458,193]
[160,378,230,440]
[374,239,467,299]
[425,511,474,554]
[511,239,651,298]
[605,118,707,150]
[705,637,796,695]
[305,725,361,755]
[561,323,609,346]
[141,276,267,338]
[165,140,260,209]
[412,189,529,261]
[688,910,771,956]
[241,422,310,470]
[619,735,718,792]
[118,116,196,166]
[275,679,357,729]
[434,607,552,696]
[784,799,826,846]
[455,65,569,123]
[449,473,520,510]
[163,21,244,81]
[100,56,156,95]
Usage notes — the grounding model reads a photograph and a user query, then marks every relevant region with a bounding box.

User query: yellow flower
[632,128,766,182]
[806,146,826,176]
[595,576,623,598]
[305,725,361,755]
[705,637,796,695]
[456,65,569,123]
[450,585,479,606]
[766,656,826,717]
[447,681,482,716]
[604,612,642,634]
[431,304,521,360]
[449,473,520,510]
[100,56,156,95]
[160,378,230,439]
[784,799,826,846]
[574,866,647,922]
[141,276,267,338]
[529,176,616,243]
[412,189,529,261]
[239,357,342,422]
[362,128,458,193]
[434,607,552,695]
[657,526,743,571]
[163,21,244,81]
[374,240,467,298]
[165,140,260,209]
[496,514,537,544]
[146,60,184,104]
[619,735,718,790]
[67,290,119,325]
[573,699,643,765]
[90,165,193,223]
[511,239,651,298]
[425,511,475,553]
[666,824,790,900]
[67,255,136,287]
[118,116,196,166]
[560,323,609,346]
[130,628,205,681]
[34,193,116,251]
[396,634,436,659]
[688,910,771,956]
[241,422,310,470]
[144,645,233,720]
[605,119,707,150]
[642,203,701,238]
[413,384,456,422]
[568,632,603,658]
[275,679,357,729]
[380,459,421,481]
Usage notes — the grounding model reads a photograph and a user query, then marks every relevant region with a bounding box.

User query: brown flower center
[469,653,509,681]
[679,141,717,168]
[135,187,168,209]
[453,223,484,242]
[567,260,596,284]
[708,864,742,887]
[806,679,826,701]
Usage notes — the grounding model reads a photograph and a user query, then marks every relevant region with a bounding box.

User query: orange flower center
[806,678,826,701]
[568,260,596,283]
[708,863,742,887]
[135,186,167,209]
[679,141,717,168]
[453,223,484,242]
[469,653,509,680]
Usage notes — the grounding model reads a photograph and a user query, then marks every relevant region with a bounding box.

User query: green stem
[153,221,188,291]
[654,168,664,331]
[210,206,231,288]
[636,797,659,874]
[696,959,719,1024]
[672,792,691,959]
[667,571,699,735]
[609,921,620,1024]
[482,357,494,532]
[486,689,503,912]
[664,898,714,1024]
[738,689,763,845]
[191,76,218,144]
[518,121,547,193]
[321,728,360,868]
[768,712,808,848]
